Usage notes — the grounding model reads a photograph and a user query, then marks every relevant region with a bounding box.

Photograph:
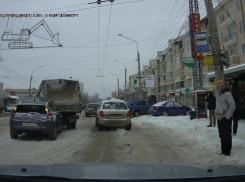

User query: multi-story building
[4,88,38,101]
[130,0,245,110]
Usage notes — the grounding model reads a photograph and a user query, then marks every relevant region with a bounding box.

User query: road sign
[194,32,209,53]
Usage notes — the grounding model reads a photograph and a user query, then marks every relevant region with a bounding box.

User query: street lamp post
[110,72,119,98]
[118,34,141,100]
[45,75,54,80]
[115,60,127,99]
[29,66,44,98]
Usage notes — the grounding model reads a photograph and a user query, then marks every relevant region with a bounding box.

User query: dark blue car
[127,100,152,117]
[148,101,192,116]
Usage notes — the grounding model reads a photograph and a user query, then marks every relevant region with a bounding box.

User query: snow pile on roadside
[133,115,245,165]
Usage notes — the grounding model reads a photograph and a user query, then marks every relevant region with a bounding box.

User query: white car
[6,104,17,113]
[95,99,132,131]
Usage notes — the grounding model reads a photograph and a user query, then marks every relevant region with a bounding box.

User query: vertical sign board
[191,13,203,59]
[146,75,154,88]
[194,32,209,53]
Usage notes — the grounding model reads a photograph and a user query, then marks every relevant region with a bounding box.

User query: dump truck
[37,79,82,129]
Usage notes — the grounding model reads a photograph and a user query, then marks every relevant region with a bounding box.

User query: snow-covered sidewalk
[133,115,245,165]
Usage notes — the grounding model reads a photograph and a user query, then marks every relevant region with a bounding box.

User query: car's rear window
[102,102,127,110]
[16,105,46,114]
[153,102,167,106]
[88,104,99,108]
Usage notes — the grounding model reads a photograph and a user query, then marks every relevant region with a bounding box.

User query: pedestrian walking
[205,91,216,127]
[227,81,240,136]
[215,79,236,156]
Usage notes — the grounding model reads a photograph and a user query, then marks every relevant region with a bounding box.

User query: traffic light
[219,50,230,68]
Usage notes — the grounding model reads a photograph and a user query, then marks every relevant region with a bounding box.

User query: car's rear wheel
[98,125,103,131]
[125,125,131,131]
[50,127,57,140]
[163,111,169,116]
[133,111,140,117]
[10,131,18,139]
[185,110,191,115]
[95,118,98,127]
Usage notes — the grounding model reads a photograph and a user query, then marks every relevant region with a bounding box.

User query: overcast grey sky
[0,0,208,99]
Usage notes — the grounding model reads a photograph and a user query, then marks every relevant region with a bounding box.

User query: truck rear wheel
[67,123,71,129]
[71,122,76,129]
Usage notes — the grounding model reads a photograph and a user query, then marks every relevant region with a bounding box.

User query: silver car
[95,99,132,131]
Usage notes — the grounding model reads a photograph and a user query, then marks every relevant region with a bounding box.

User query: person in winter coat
[227,81,240,135]
[205,91,216,127]
[215,79,236,156]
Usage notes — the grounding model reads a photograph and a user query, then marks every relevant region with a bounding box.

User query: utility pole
[205,0,224,80]
[125,68,127,99]
[137,51,141,100]
[117,78,119,98]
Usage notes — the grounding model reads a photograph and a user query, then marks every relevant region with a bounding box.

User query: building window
[230,48,237,55]
[175,69,180,78]
[188,67,192,72]
[220,14,225,23]
[226,7,232,17]
[229,27,235,37]
[175,55,180,64]
[176,81,184,89]
[242,44,245,54]
[239,21,244,32]
[221,33,225,43]
[188,78,193,87]
[236,0,241,11]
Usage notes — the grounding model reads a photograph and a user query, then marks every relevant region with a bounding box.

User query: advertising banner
[146,75,154,88]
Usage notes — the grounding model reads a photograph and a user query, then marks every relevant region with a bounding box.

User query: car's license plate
[22,123,38,127]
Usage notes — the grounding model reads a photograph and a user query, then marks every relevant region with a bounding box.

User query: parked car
[6,104,17,112]
[10,100,63,140]
[127,100,152,117]
[148,101,192,116]
[85,103,100,117]
[95,99,131,131]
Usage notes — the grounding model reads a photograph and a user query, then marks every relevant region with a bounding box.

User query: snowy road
[0,114,245,165]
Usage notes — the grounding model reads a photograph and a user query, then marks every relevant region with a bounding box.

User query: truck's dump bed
[37,79,82,113]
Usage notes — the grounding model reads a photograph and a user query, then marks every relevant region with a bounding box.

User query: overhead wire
[140,2,189,67]
[139,0,186,66]
[102,2,113,76]
[140,0,173,55]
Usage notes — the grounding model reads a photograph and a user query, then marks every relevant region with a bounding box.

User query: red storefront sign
[158,93,165,97]
[191,13,203,59]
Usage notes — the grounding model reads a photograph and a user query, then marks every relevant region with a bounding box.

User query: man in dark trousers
[227,81,240,135]
[215,79,236,156]
[205,91,216,127]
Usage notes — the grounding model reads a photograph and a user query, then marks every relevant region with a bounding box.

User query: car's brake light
[100,111,105,117]
[128,106,130,109]
[155,107,159,110]
[127,111,131,117]
[11,112,15,116]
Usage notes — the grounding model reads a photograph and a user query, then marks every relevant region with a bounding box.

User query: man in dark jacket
[205,91,216,127]
[227,81,240,135]
[215,79,236,156]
